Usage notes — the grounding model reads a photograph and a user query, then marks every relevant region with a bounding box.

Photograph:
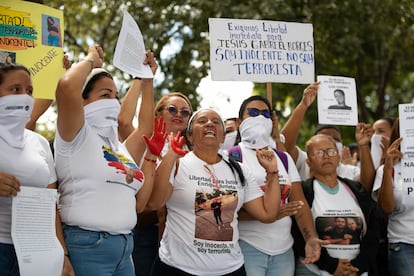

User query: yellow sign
[0,0,64,99]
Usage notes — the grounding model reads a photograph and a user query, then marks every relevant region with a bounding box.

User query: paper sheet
[399,103,414,206]
[12,186,63,276]
[113,10,153,78]
[317,75,358,126]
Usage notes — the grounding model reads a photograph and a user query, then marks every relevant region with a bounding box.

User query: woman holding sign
[373,118,414,276]
[54,45,162,275]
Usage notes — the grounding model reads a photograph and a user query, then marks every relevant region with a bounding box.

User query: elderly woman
[148,108,281,275]
[292,134,377,276]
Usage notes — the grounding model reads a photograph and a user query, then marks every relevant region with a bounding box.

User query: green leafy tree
[39,0,414,145]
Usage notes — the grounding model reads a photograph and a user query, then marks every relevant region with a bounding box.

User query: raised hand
[341,146,357,166]
[144,50,158,75]
[63,54,72,70]
[143,116,167,156]
[86,44,104,69]
[384,137,403,166]
[301,81,320,108]
[256,148,278,173]
[356,122,373,147]
[169,132,189,156]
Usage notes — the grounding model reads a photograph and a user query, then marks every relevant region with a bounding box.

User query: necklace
[204,164,220,189]
[316,180,339,195]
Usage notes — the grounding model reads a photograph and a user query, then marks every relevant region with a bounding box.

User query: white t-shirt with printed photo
[311,180,366,260]
[159,151,263,275]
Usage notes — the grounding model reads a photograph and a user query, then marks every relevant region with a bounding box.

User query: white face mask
[84,99,120,150]
[370,134,383,169]
[0,94,34,148]
[239,116,273,149]
[335,142,343,156]
[221,130,237,150]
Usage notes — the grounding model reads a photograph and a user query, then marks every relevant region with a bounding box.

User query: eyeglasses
[166,106,191,118]
[312,148,338,158]
[247,108,271,119]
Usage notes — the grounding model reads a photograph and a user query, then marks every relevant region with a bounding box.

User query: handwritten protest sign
[208,18,314,84]
[0,0,65,99]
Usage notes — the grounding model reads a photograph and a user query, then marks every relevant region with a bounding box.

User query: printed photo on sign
[0,51,16,64]
[42,15,62,47]
[317,75,358,126]
[208,18,314,84]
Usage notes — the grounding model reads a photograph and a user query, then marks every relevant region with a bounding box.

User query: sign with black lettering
[208,18,314,84]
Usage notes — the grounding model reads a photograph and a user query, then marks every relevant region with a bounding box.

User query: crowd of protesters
[0,27,409,276]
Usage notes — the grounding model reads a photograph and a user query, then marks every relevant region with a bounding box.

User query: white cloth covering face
[0,94,34,148]
[221,131,237,150]
[239,116,273,149]
[84,98,120,150]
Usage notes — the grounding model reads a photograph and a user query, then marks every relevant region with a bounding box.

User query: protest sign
[0,0,65,99]
[209,18,314,84]
[317,75,358,126]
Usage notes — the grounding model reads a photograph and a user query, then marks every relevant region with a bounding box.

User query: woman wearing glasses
[149,108,281,275]
[154,92,193,141]
[121,92,193,276]
[227,95,322,276]
[292,134,377,276]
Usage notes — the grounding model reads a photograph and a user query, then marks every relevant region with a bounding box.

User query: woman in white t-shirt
[119,90,193,275]
[293,134,376,276]
[0,63,73,275]
[54,45,163,275]
[148,108,282,275]
[373,118,414,276]
[228,95,322,276]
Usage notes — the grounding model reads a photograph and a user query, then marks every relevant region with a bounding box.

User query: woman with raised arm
[373,118,414,276]
[54,44,164,275]
[226,95,322,276]
[149,108,281,275]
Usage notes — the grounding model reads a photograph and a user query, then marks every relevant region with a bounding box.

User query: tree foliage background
[38,0,414,145]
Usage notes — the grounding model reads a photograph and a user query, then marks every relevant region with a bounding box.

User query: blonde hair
[154,92,193,116]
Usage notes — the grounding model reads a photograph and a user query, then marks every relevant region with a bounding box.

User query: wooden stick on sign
[266,82,272,106]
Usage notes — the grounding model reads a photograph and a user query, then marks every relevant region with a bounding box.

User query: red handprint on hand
[143,116,167,156]
[169,132,189,156]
